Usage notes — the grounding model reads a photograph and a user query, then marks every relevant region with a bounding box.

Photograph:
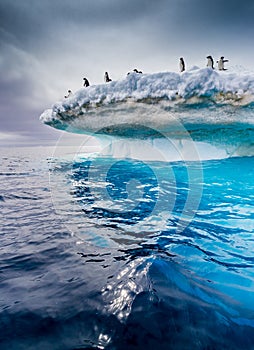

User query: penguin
[217,56,229,71]
[104,72,112,83]
[179,57,185,72]
[64,89,73,98]
[83,77,90,87]
[133,68,142,74]
[206,55,214,69]
[127,69,143,76]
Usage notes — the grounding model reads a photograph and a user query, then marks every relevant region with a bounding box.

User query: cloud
[0,36,61,145]
[0,0,164,47]
[0,0,254,145]
[1,0,253,56]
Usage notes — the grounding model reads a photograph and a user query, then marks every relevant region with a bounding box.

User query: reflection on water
[0,147,254,349]
[50,154,254,321]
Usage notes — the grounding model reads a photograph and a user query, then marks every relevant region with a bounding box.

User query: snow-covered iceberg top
[40,66,254,124]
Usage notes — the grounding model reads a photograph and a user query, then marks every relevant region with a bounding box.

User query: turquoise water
[0,140,253,349]
[66,156,254,311]
[52,146,254,348]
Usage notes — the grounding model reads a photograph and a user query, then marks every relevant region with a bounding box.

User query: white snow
[40,66,254,123]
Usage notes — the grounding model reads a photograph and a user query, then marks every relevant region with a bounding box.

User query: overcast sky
[1,0,254,146]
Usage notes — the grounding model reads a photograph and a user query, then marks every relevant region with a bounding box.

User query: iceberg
[40,66,254,159]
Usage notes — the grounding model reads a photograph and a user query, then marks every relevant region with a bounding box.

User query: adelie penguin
[217,56,229,71]
[83,78,90,87]
[206,55,214,69]
[133,68,142,74]
[127,68,143,75]
[179,57,185,72]
[104,72,112,83]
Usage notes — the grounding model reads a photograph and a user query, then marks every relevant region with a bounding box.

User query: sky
[1,0,254,147]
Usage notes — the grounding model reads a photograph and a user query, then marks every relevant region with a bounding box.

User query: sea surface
[1,144,254,350]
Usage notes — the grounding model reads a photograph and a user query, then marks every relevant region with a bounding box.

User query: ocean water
[0,142,254,350]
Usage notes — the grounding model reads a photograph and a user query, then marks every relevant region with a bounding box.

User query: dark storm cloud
[186,0,254,27]
[0,39,57,144]
[1,0,254,145]
[0,0,165,49]
[1,0,253,55]
[163,0,254,38]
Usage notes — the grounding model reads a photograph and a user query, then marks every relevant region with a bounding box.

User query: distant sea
[1,145,254,350]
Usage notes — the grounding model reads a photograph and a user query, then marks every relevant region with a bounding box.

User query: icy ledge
[40,66,254,124]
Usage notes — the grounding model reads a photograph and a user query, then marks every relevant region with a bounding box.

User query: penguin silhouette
[133,68,142,74]
[206,55,214,69]
[127,69,143,75]
[179,57,185,72]
[217,56,229,71]
[83,77,90,87]
[104,72,112,82]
